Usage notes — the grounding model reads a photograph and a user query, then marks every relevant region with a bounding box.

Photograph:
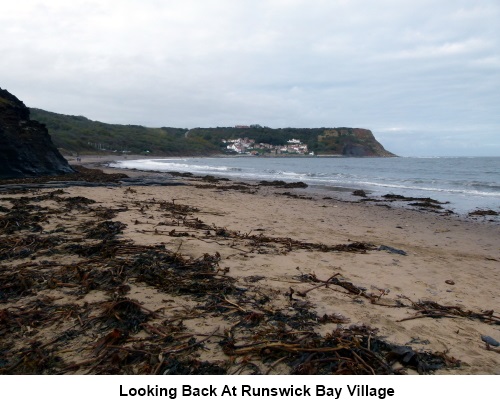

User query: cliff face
[0,88,74,179]
[320,128,395,157]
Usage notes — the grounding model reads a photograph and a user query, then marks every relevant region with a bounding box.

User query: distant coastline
[31,107,395,158]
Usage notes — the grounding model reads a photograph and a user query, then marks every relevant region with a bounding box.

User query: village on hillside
[222,137,313,155]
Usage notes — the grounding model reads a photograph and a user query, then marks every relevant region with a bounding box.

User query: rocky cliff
[0,88,74,179]
[319,128,395,157]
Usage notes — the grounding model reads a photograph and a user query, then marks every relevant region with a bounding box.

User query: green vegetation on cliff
[189,127,395,156]
[30,108,395,157]
[30,109,218,156]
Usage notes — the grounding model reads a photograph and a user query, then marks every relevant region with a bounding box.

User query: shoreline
[80,154,499,222]
[0,159,499,374]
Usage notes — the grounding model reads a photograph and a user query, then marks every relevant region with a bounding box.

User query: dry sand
[0,157,498,374]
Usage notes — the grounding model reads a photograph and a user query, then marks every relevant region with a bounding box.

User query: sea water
[110,156,500,215]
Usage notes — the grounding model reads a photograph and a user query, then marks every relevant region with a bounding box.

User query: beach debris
[406,337,431,345]
[396,299,500,325]
[277,192,313,200]
[167,171,194,177]
[408,201,444,210]
[194,183,256,193]
[378,245,407,256]
[259,180,308,188]
[384,345,458,374]
[370,286,391,300]
[0,175,491,375]
[382,194,446,204]
[0,166,128,188]
[445,280,455,285]
[222,324,460,375]
[481,335,500,347]
[296,273,341,297]
[352,190,367,197]
[198,175,221,183]
[318,313,350,324]
[85,221,127,239]
[381,194,450,212]
[468,209,498,216]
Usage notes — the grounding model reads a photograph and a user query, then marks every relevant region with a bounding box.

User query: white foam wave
[355,181,500,197]
[111,159,232,173]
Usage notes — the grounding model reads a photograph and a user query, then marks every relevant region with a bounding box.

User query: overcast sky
[2,0,499,156]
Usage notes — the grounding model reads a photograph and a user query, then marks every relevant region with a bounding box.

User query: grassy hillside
[30,108,395,157]
[30,108,218,156]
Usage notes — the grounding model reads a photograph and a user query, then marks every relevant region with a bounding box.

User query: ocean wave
[112,160,233,172]
[262,169,306,177]
[383,179,500,193]
[305,172,328,178]
[355,181,500,197]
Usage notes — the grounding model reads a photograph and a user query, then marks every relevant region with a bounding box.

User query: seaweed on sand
[0,188,485,375]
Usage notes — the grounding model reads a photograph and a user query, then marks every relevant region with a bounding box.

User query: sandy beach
[0,156,499,375]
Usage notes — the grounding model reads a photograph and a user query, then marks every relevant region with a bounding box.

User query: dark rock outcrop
[0,88,74,179]
[342,143,368,157]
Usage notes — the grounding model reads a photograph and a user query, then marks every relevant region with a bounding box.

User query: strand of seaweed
[0,186,487,375]
[128,197,376,255]
[291,273,500,325]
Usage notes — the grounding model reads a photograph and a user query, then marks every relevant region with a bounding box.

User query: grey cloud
[1,0,499,156]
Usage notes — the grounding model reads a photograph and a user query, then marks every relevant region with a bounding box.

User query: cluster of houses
[222,137,312,155]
